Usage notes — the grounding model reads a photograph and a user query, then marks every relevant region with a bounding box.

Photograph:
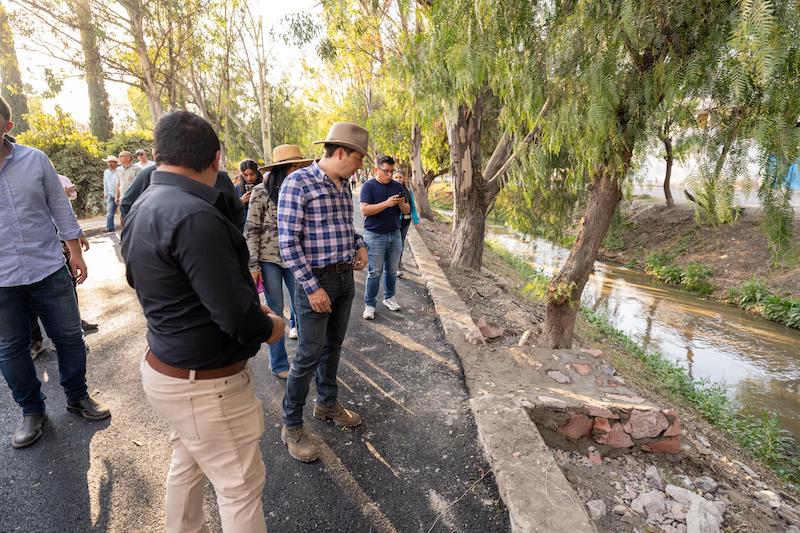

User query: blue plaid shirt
[278,162,365,294]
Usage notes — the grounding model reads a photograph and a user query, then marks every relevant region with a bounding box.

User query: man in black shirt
[120,164,245,233]
[122,111,282,533]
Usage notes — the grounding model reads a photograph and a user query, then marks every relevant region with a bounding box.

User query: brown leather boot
[280,425,319,463]
[313,401,362,427]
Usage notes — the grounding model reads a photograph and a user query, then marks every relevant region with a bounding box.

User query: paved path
[0,202,508,532]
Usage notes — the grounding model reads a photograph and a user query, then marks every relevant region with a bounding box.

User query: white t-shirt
[134,160,155,171]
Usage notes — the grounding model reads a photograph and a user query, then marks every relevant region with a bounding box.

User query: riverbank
[600,200,800,316]
[415,217,800,532]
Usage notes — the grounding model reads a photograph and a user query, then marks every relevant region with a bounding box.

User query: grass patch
[581,307,800,486]
[644,252,714,296]
[485,240,549,299]
[729,277,800,329]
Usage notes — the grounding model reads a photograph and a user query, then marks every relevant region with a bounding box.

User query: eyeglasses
[378,168,393,174]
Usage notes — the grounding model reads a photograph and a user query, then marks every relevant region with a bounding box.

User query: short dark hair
[323,143,355,158]
[377,155,395,167]
[154,111,220,172]
[0,96,11,122]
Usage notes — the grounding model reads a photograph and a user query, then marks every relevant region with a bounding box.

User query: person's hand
[69,254,88,284]
[353,246,368,271]
[79,235,90,252]
[115,196,120,205]
[64,185,77,198]
[384,195,403,207]
[251,270,262,286]
[262,306,286,344]
[241,191,252,204]
[308,287,332,313]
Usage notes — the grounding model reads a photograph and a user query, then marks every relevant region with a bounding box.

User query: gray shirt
[0,139,82,287]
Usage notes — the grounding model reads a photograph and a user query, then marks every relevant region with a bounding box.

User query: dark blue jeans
[0,266,89,415]
[106,193,117,232]
[282,270,355,427]
[399,221,411,265]
[259,261,297,374]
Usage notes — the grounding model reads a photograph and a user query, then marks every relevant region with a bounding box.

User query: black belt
[312,262,353,275]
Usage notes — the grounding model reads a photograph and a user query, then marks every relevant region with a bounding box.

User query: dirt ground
[417,218,800,532]
[601,200,800,300]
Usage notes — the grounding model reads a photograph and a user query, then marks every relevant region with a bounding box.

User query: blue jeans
[364,229,402,307]
[106,193,117,232]
[259,261,296,374]
[283,270,354,427]
[0,266,89,415]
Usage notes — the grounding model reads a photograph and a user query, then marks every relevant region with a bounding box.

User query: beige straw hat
[313,122,370,157]
[259,144,314,171]
[103,155,119,163]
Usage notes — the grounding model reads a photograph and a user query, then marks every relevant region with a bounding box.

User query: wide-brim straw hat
[259,144,314,171]
[313,122,370,157]
[104,155,119,163]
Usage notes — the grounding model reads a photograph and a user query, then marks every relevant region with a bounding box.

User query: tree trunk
[541,164,626,348]
[662,135,674,208]
[124,1,163,122]
[0,2,30,132]
[74,0,113,140]
[410,120,434,220]
[446,95,486,270]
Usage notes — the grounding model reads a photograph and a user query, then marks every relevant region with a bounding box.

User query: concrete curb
[407,224,597,533]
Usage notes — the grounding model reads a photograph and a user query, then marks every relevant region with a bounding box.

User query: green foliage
[644,251,673,275]
[645,252,713,295]
[729,276,770,308]
[16,109,105,217]
[758,156,797,261]
[101,130,153,159]
[681,263,714,296]
[581,307,800,484]
[728,277,800,329]
[485,240,549,300]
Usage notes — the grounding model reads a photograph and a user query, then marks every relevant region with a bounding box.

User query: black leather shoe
[12,413,47,449]
[81,319,99,332]
[66,397,110,420]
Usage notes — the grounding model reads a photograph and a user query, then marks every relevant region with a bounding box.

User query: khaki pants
[140,358,267,533]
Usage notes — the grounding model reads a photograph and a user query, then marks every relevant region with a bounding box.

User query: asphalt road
[0,200,508,532]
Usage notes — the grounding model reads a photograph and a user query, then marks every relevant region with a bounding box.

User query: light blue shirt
[0,139,83,287]
[103,167,119,196]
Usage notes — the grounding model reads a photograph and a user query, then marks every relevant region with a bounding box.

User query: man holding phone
[359,155,410,320]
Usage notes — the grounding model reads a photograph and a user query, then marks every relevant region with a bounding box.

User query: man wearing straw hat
[102,155,120,232]
[277,122,369,462]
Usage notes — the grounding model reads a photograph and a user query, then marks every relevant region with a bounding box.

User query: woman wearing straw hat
[246,145,312,379]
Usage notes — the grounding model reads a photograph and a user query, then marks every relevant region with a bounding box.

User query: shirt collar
[1,135,16,161]
[150,171,222,205]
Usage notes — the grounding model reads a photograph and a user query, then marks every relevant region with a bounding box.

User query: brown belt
[145,350,247,380]
[312,262,352,275]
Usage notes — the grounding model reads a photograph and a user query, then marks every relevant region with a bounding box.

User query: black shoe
[66,397,110,420]
[12,413,47,449]
[81,319,99,332]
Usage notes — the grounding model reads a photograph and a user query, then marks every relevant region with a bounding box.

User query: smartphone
[396,192,404,198]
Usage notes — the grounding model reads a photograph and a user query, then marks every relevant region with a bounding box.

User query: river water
[487,229,800,439]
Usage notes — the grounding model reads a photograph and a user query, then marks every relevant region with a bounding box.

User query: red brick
[641,436,681,454]
[557,414,594,442]
[663,417,681,437]
[571,363,593,376]
[595,422,634,448]
[587,406,620,419]
[592,417,612,435]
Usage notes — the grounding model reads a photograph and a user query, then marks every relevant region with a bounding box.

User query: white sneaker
[288,327,298,339]
[363,306,376,320]
[382,297,401,311]
[396,270,404,278]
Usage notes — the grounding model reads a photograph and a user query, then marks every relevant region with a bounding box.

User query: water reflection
[489,230,800,439]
